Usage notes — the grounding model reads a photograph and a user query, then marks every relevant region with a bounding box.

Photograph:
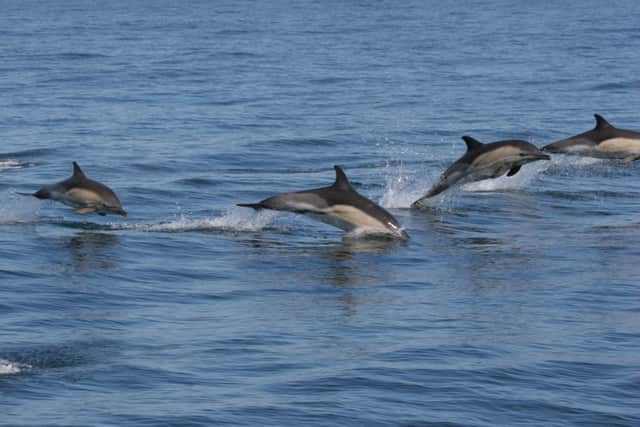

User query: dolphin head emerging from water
[542,114,640,163]
[238,166,407,238]
[412,136,550,207]
[32,162,127,216]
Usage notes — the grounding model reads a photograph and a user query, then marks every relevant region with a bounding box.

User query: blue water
[2,1,640,426]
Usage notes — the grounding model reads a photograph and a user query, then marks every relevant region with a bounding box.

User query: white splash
[345,226,408,240]
[109,207,277,232]
[462,160,551,192]
[0,191,41,224]
[0,359,30,375]
[549,153,603,167]
[0,160,26,171]
[379,167,438,209]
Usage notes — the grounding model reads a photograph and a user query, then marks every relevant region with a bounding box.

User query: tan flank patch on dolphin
[596,138,640,154]
[66,188,103,205]
[471,146,522,167]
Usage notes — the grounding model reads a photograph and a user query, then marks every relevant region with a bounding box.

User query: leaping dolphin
[238,166,407,238]
[29,162,127,216]
[542,114,640,163]
[412,136,550,207]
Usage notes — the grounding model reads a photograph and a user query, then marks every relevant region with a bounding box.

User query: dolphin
[238,165,407,238]
[542,114,640,163]
[29,162,127,216]
[411,136,550,207]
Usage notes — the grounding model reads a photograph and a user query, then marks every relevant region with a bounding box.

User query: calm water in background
[1,1,640,426]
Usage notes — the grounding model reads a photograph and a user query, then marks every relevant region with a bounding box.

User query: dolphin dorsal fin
[594,114,612,130]
[72,161,86,179]
[332,165,353,191]
[462,136,483,152]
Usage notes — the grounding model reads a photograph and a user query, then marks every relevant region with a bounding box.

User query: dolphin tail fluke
[237,202,266,210]
[31,189,51,199]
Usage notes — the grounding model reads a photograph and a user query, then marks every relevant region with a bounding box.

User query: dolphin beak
[119,209,128,217]
[534,152,551,160]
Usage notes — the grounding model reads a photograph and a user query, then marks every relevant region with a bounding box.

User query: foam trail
[108,207,277,233]
[0,190,41,224]
[0,359,30,375]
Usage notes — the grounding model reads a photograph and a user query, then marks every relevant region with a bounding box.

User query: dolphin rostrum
[30,162,127,216]
[238,166,407,238]
[542,114,640,163]
[411,136,550,207]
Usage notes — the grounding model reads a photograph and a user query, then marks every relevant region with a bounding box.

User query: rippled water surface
[2,1,640,426]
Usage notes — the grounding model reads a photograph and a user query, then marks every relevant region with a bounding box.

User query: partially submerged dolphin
[238,166,407,238]
[412,136,550,207]
[30,162,127,216]
[542,114,640,163]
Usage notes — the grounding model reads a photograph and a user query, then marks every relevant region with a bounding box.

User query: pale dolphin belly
[322,205,389,231]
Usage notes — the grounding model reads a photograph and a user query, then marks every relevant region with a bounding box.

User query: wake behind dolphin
[238,166,407,238]
[412,136,550,207]
[27,162,127,216]
[542,114,640,163]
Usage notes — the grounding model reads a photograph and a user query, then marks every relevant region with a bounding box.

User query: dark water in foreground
[1,1,640,426]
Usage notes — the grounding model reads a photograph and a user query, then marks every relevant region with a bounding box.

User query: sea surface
[2,1,640,426]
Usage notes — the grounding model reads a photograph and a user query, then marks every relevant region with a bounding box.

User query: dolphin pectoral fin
[74,207,96,215]
[621,154,640,164]
[492,165,511,178]
[507,165,521,176]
